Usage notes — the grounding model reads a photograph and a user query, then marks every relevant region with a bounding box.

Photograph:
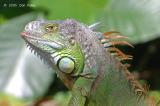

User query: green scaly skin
[21,19,147,106]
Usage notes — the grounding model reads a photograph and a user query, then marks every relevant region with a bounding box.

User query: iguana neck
[60,20,111,90]
[60,20,146,96]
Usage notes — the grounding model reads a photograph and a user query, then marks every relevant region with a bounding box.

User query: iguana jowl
[21,19,149,106]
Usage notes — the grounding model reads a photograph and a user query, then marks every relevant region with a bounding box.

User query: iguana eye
[58,57,75,73]
[45,24,59,32]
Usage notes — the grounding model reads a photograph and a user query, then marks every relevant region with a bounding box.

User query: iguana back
[64,20,147,106]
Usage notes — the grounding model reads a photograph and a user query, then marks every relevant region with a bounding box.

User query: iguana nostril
[21,32,28,37]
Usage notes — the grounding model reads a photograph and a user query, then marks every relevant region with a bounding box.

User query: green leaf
[0,15,7,24]
[0,92,26,106]
[30,0,108,23]
[96,0,160,43]
[31,0,160,43]
[0,13,54,100]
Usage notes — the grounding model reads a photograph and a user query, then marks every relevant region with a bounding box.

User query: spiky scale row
[103,31,134,48]
[26,43,48,66]
[123,66,148,97]
[99,31,133,63]
[108,47,133,61]
[98,31,148,98]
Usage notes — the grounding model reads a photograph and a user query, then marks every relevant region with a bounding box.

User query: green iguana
[21,19,152,106]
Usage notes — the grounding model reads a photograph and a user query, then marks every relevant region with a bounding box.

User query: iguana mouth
[21,31,64,50]
[21,32,46,41]
[21,31,58,67]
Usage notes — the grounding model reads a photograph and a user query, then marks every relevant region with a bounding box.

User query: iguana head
[21,19,85,88]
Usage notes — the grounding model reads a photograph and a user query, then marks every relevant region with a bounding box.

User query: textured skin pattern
[21,19,148,106]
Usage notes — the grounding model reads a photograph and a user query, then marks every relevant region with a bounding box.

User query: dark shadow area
[125,37,160,90]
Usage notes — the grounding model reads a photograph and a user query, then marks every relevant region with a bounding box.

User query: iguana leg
[68,88,86,106]
[68,77,94,106]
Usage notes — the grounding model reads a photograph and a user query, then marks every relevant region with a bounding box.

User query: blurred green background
[0,0,160,105]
